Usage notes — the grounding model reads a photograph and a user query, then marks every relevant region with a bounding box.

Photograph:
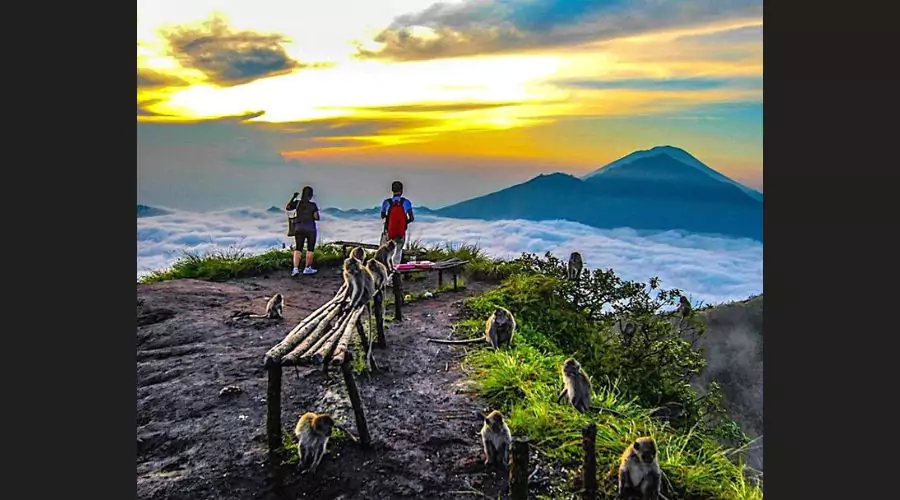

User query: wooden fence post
[582,423,597,499]
[373,291,386,348]
[510,438,530,500]
[265,359,283,456]
[392,271,403,321]
[340,351,371,446]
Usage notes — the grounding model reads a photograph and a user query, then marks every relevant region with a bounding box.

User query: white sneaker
[291,267,300,277]
[303,267,318,275]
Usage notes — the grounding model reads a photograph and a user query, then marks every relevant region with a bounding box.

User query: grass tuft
[140,245,346,283]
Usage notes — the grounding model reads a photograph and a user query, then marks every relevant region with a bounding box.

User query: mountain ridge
[583,145,763,202]
[435,145,763,241]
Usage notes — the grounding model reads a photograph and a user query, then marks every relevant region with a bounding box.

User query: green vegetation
[140,245,346,283]
[139,241,761,498]
[453,252,761,499]
[140,239,502,284]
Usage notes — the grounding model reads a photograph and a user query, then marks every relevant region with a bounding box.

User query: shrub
[454,251,759,498]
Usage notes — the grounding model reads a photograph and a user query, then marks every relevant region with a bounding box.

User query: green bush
[455,251,760,499]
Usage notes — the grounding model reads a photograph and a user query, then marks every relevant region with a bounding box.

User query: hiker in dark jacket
[286,186,320,276]
[380,180,414,267]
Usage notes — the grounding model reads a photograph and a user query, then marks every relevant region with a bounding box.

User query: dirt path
[137,268,514,500]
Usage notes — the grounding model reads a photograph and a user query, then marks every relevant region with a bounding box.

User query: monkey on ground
[293,412,335,473]
[567,251,584,280]
[617,436,662,500]
[349,246,366,263]
[557,357,592,413]
[365,258,390,292]
[426,306,516,348]
[480,410,512,470]
[237,293,284,319]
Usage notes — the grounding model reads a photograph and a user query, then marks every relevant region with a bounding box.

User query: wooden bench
[262,279,389,454]
[330,240,427,263]
[397,257,469,291]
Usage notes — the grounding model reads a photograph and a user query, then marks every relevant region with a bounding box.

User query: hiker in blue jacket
[380,181,414,268]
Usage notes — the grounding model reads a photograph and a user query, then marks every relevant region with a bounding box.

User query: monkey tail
[425,337,484,344]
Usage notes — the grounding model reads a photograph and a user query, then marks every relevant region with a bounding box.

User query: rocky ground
[137,268,554,500]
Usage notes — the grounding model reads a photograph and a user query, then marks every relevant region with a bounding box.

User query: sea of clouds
[137,207,762,306]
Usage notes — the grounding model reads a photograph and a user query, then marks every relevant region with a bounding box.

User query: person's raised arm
[313,203,320,221]
[285,192,299,210]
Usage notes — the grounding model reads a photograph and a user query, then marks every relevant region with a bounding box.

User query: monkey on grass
[617,436,662,500]
[293,412,335,473]
[479,410,512,470]
[557,358,625,416]
[426,306,516,348]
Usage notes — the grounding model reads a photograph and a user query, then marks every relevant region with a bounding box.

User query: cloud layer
[137,207,762,306]
[359,0,763,61]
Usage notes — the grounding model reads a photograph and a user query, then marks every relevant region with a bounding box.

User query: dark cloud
[137,68,191,89]
[160,16,319,86]
[358,0,762,61]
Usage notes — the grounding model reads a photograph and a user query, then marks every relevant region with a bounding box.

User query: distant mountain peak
[582,145,762,202]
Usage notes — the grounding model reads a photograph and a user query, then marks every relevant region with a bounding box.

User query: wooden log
[300,306,357,365]
[509,438,530,500]
[340,351,371,446]
[265,285,347,360]
[265,364,283,455]
[582,423,598,500]
[392,271,403,321]
[319,306,361,364]
[330,306,366,366]
[373,291,386,348]
[281,302,345,365]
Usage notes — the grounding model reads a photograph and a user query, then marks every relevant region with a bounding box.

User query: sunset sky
[137,0,763,211]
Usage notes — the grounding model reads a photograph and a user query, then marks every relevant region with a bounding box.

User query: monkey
[293,412,335,473]
[349,246,366,263]
[621,321,636,346]
[342,258,375,311]
[426,306,516,348]
[372,239,397,271]
[242,293,284,319]
[365,258,390,292]
[557,357,592,413]
[617,436,662,500]
[676,295,692,319]
[567,251,584,280]
[479,410,512,470]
